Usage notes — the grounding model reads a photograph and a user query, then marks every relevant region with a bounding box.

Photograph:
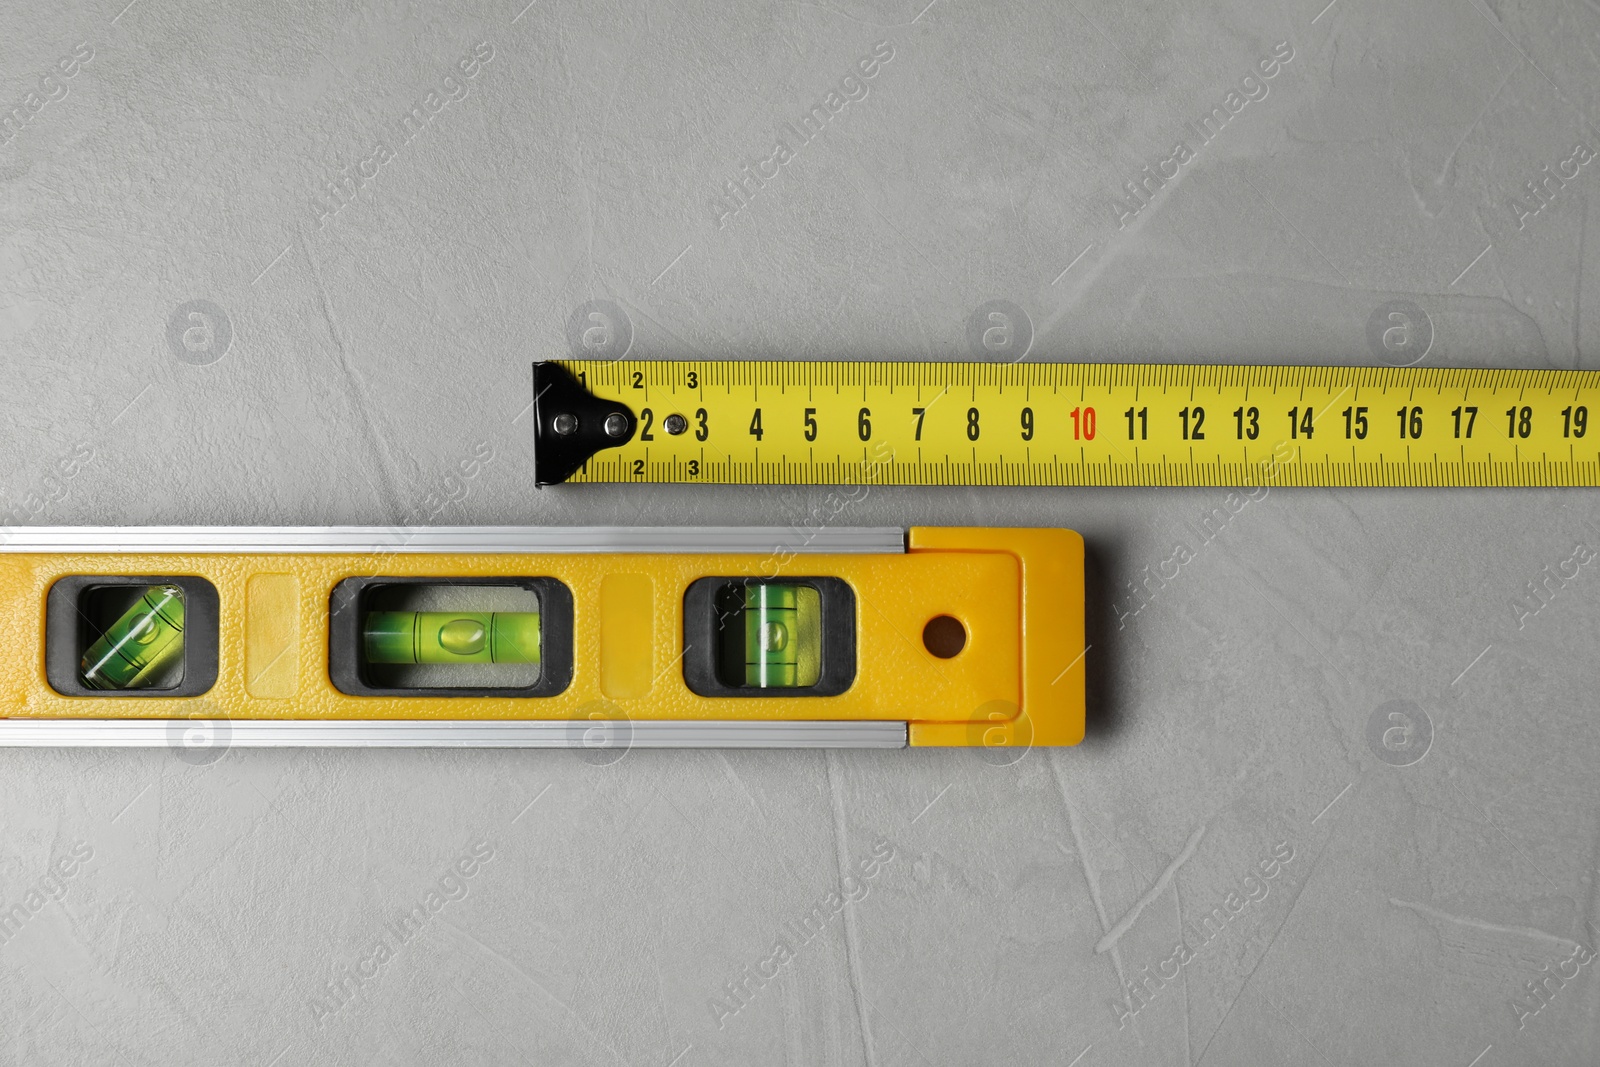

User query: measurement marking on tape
[537,362,1600,487]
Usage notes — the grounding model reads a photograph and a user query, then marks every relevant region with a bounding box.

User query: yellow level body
[0,527,1084,749]
[552,361,1600,487]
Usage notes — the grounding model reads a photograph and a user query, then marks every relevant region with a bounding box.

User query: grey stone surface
[3,0,1600,1063]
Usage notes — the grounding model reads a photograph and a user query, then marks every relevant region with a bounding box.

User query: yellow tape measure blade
[537,361,1600,487]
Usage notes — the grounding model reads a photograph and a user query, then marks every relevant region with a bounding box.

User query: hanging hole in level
[922,615,966,658]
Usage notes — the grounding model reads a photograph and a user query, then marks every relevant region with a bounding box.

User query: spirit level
[0,526,1084,749]
[532,361,1600,487]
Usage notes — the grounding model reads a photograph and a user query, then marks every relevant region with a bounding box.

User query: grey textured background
[3,0,1600,1063]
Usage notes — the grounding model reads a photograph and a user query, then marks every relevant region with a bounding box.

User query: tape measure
[532,361,1600,487]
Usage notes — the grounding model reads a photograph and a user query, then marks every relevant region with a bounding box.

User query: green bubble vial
[721,583,821,688]
[80,585,186,690]
[363,611,541,665]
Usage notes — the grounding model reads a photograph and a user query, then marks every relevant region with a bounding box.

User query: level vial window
[80,585,186,690]
[363,611,541,666]
[328,576,574,697]
[46,575,219,697]
[715,582,822,689]
[683,576,855,698]
[357,584,542,691]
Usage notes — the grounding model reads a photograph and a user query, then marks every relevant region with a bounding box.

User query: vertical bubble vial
[721,583,821,688]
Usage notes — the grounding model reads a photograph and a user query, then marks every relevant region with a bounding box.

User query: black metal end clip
[531,362,637,486]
